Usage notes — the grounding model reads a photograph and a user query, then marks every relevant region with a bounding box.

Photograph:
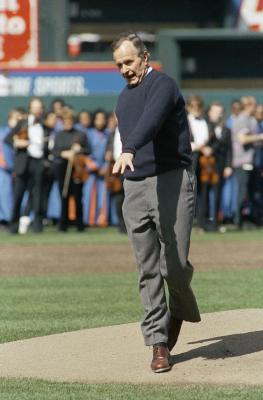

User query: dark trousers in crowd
[197,180,226,230]
[10,157,44,233]
[58,178,84,231]
[234,167,251,227]
[212,169,225,224]
[249,166,263,224]
[196,182,214,230]
[42,162,55,220]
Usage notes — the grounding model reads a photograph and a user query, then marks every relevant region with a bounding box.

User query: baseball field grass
[1,379,263,400]
[0,269,263,344]
[0,226,262,399]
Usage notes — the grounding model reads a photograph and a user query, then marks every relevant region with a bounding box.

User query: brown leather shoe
[167,317,183,352]
[151,345,171,373]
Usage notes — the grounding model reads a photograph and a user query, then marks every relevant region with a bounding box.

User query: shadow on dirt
[170,330,263,365]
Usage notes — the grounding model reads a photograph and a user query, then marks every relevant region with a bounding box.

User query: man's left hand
[112,153,134,174]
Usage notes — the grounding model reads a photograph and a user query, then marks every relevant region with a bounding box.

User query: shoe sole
[152,366,171,373]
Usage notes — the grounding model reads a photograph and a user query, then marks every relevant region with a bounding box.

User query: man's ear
[143,51,150,65]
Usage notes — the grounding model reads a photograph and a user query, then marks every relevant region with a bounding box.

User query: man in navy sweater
[112,32,200,373]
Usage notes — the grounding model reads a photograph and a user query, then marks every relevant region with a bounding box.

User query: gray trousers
[122,167,201,346]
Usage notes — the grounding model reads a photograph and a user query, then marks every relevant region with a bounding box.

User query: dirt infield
[1,240,263,277]
[0,309,262,385]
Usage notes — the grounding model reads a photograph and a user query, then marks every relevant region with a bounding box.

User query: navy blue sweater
[115,69,192,179]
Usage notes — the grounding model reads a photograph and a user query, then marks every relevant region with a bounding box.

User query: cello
[198,154,219,185]
[13,124,29,144]
[105,159,123,193]
[62,145,89,198]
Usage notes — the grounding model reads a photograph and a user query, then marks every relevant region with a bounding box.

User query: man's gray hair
[111,32,148,57]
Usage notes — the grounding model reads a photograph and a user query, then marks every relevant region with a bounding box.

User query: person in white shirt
[187,95,211,170]
[105,124,126,233]
[5,97,47,233]
[187,95,215,230]
[206,102,233,228]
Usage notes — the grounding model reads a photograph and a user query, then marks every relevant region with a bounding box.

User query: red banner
[256,0,263,11]
[240,0,263,31]
[0,0,38,65]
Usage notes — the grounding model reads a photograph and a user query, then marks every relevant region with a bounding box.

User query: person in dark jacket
[112,32,200,373]
[53,108,90,232]
[207,101,233,227]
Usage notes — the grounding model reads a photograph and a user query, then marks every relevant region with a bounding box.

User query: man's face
[45,113,57,129]
[94,112,107,131]
[231,102,241,116]
[79,112,91,127]
[53,101,64,118]
[30,100,44,118]
[208,105,224,124]
[63,117,74,131]
[187,101,203,118]
[113,40,148,86]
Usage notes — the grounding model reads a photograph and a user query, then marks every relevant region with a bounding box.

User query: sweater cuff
[122,148,136,155]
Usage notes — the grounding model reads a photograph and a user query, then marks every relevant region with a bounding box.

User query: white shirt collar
[146,66,153,76]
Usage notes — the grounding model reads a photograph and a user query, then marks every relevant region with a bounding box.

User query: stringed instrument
[199,154,219,185]
[62,145,89,198]
[105,160,123,193]
[13,125,28,142]
[72,154,89,183]
[16,126,28,140]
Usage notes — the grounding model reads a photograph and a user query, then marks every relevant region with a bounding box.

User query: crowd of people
[0,97,125,234]
[187,95,263,231]
[0,94,263,234]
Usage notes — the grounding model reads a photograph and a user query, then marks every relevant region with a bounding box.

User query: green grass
[0,269,263,343]
[0,225,263,246]
[1,228,263,398]
[191,227,263,242]
[0,379,262,400]
[0,226,129,245]
[0,272,139,343]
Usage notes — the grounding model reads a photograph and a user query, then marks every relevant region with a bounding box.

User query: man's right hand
[112,153,134,175]
[13,136,29,149]
[201,146,213,157]
[71,143,81,153]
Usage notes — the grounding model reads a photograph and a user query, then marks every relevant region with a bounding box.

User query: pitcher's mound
[0,309,263,385]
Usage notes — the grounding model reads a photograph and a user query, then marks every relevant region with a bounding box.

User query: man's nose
[121,65,129,75]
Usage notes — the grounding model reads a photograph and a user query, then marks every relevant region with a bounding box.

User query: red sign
[0,0,38,65]
[256,0,263,12]
[239,0,263,31]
